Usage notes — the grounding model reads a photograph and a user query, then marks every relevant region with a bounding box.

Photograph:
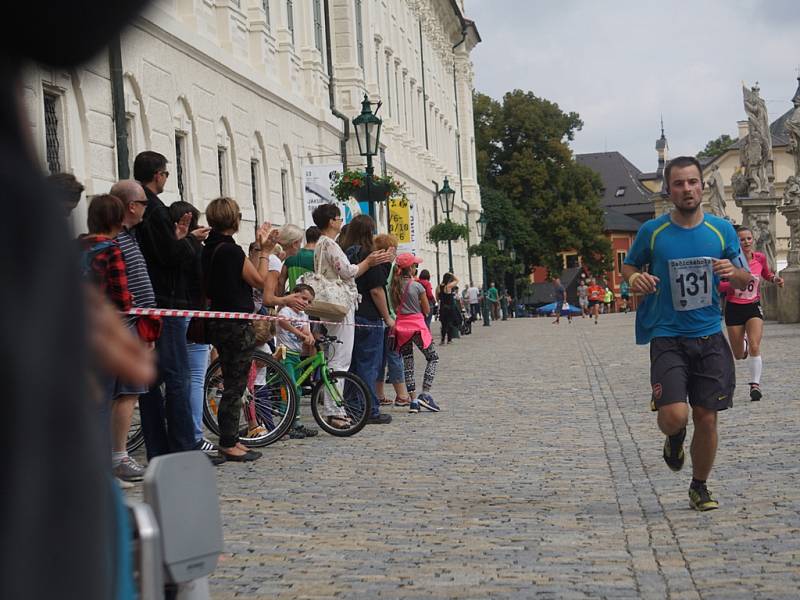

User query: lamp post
[476,211,491,326]
[509,246,517,317]
[352,94,382,224]
[438,176,456,273]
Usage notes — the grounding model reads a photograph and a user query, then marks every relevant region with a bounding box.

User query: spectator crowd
[61,150,503,485]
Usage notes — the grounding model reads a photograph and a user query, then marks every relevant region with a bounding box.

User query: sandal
[394,396,411,407]
[328,416,352,428]
[378,397,394,406]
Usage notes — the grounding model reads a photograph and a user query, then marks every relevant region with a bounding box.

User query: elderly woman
[202,197,291,461]
[311,203,393,424]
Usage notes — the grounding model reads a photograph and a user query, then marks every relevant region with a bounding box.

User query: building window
[286,0,294,45]
[394,64,400,122]
[617,251,627,274]
[313,0,323,52]
[375,46,381,94]
[251,160,260,234]
[280,168,290,220]
[355,0,364,70]
[402,75,408,131]
[262,0,271,30]
[43,92,62,174]
[565,253,580,269]
[615,186,626,197]
[385,58,392,118]
[175,134,187,202]
[218,147,228,196]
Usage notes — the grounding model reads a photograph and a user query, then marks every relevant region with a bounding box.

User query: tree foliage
[696,134,737,160]
[473,90,612,276]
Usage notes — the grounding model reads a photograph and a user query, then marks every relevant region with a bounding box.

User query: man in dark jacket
[135,150,203,458]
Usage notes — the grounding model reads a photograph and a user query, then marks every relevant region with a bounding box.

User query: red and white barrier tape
[124,307,385,328]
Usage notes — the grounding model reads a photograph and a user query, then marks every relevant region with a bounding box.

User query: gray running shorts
[649,332,735,412]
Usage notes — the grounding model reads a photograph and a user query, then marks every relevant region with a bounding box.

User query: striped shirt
[117,227,156,325]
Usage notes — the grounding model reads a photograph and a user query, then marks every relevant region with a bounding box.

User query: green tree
[697,134,736,160]
[472,90,612,276]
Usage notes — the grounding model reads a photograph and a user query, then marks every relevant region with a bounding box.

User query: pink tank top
[720,252,772,304]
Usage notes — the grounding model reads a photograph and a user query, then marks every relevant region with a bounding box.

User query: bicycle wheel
[203,350,297,447]
[310,370,371,437]
[126,400,145,453]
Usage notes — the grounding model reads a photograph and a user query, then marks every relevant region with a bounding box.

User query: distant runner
[622,156,750,511]
[587,278,604,325]
[720,225,784,401]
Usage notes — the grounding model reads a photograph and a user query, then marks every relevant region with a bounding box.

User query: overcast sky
[466,0,800,172]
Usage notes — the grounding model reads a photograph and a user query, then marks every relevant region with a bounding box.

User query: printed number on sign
[668,257,713,311]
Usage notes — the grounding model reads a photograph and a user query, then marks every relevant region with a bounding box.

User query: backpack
[80,239,116,279]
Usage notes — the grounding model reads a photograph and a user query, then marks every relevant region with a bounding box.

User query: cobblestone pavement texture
[131,314,800,599]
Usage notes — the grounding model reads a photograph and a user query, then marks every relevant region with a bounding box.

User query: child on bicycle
[277,284,318,438]
[389,254,440,413]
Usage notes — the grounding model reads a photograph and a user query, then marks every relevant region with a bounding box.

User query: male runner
[622,156,750,511]
[587,278,604,324]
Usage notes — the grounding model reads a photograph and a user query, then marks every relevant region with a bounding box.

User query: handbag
[187,242,226,344]
[252,308,276,344]
[298,239,356,322]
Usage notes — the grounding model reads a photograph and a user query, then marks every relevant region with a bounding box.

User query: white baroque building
[23,0,483,284]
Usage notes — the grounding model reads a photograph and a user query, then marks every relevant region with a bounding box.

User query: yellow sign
[388,198,411,244]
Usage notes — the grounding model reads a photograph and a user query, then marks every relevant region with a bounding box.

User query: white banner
[302,163,364,228]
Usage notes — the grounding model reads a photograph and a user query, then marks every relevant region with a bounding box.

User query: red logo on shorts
[652,383,663,400]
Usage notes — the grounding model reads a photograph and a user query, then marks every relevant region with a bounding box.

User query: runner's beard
[675,198,701,216]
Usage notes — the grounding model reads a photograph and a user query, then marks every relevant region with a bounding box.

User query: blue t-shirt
[624,213,744,344]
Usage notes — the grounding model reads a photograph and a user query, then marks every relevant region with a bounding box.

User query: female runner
[721,225,784,401]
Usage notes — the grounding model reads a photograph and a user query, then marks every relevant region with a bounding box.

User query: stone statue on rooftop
[742,83,773,194]
[786,78,800,177]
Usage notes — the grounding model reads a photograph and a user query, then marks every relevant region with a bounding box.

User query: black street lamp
[497,232,506,252]
[438,176,456,273]
[352,94,383,223]
[476,211,491,326]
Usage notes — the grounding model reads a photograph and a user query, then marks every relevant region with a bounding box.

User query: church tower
[655,116,669,179]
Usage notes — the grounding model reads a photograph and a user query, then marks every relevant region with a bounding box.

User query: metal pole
[366,158,375,224]
[445,209,454,273]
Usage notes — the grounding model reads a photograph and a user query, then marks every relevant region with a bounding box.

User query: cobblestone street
[188,314,800,599]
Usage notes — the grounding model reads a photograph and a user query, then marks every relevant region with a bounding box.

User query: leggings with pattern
[399,333,439,393]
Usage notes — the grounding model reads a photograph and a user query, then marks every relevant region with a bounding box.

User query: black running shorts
[724,301,763,327]
[649,332,735,412]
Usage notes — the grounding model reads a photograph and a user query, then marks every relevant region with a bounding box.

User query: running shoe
[662,427,686,472]
[742,335,749,359]
[689,484,720,511]
[198,439,217,454]
[416,393,440,412]
[113,456,146,482]
[408,399,420,413]
[749,383,762,402]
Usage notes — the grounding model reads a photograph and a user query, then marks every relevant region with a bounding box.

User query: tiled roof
[576,151,655,222]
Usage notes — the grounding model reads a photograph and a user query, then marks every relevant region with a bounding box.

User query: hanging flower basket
[331,170,406,203]
[427,221,469,244]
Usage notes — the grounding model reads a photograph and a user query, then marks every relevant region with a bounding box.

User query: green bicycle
[202,335,371,446]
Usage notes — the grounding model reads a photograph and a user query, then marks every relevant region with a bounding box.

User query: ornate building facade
[23,0,482,283]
